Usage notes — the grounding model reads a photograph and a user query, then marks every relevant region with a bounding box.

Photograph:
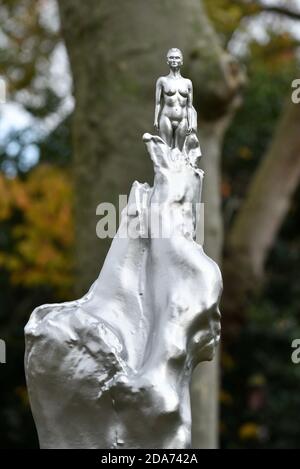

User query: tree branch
[260,3,300,21]
[234,0,300,22]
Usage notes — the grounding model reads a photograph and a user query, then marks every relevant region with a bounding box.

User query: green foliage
[39,115,72,166]
[0,0,59,95]
[221,219,300,449]
[24,87,62,118]
[223,57,297,203]
[221,299,300,448]
[221,38,300,449]
[203,0,265,45]
[0,161,74,448]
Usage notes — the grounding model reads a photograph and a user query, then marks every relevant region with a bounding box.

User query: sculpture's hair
[166,48,183,60]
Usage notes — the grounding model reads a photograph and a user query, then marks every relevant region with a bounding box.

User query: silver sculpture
[25,49,222,449]
[154,48,201,166]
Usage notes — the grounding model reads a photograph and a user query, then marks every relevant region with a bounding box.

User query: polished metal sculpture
[25,49,222,449]
[154,48,201,166]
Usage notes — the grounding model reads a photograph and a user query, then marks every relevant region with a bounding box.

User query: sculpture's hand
[154,121,159,133]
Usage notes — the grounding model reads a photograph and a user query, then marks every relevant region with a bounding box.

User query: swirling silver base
[25,134,222,449]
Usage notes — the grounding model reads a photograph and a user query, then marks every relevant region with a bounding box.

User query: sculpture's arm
[187,79,193,134]
[154,78,163,131]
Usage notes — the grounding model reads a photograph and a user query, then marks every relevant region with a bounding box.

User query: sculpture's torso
[160,76,190,122]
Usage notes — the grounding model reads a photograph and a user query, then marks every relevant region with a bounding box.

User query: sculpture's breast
[178,88,189,98]
[164,87,177,97]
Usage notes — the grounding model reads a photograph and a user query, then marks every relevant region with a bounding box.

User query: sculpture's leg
[159,115,173,147]
[175,119,188,152]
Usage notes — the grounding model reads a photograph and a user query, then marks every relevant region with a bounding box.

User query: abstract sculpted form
[25,49,222,449]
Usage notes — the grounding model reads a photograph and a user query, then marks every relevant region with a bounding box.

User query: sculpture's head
[166,48,183,70]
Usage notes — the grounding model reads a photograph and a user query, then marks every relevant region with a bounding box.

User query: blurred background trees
[0,0,300,448]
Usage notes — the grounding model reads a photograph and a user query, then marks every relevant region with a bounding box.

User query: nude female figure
[154,48,194,152]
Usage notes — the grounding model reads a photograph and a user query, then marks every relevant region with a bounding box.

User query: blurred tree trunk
[57,0,243,448]
[191,113,237,448]
[224,100,300,333]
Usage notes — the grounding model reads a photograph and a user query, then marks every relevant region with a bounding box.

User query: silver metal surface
[25,51,222,449]
[154,48,201,166]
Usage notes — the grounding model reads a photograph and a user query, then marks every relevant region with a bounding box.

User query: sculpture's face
[167,50,183,69]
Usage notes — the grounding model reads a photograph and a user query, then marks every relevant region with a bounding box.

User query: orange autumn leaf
[0,164,74,297]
